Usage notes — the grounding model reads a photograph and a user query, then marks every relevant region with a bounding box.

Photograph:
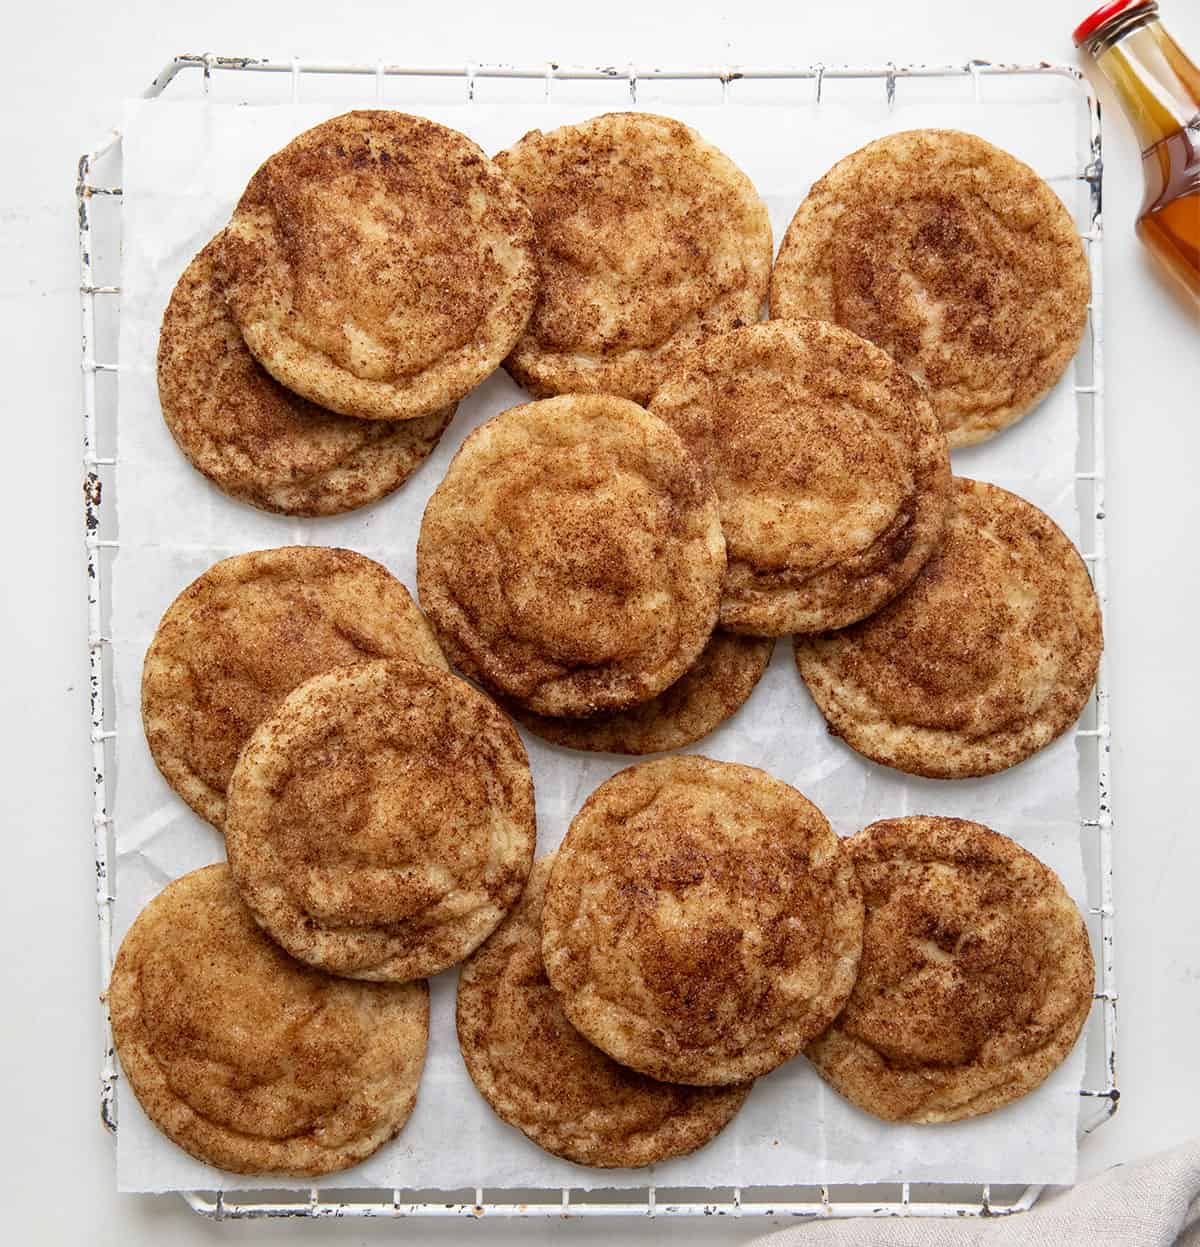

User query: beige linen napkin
[745,1139,1200,1247]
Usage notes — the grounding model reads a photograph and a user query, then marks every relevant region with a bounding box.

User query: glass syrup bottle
[1075,0,1200,303]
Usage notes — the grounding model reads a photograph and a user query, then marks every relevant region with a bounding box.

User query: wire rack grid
[78,53,1117,1222]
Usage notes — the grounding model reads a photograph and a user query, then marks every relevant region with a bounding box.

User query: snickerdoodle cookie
[417,395,725,718]
[225,660,535,982]
[141,547,446,830]
[214,111,537,420]
[108,864,429,1175]
[770,130,1090,447]
[541,757,863,1085]
[497,112,772,403]
[650,319,951,635]
[158,239,453,515]
[806,816,1094,1123]
[794,478,1102,779]
[458,855,751,1167]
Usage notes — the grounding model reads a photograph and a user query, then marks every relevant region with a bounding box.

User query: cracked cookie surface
[794,478,1102,779]
[541,756,863,1085]
[417,395,725,718]
[458,855,751,1167]
[141,547,446,831]
[806,816,1094,1123]
[225,660,535,982]
[770,130,1090,447]
[650,319,951,635]
[497,112,772,404]
[158,239,454,515]
[214,110,538,421]
[108,864,430,1175]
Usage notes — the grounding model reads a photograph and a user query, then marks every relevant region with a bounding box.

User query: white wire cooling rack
[78,54,1117,1222]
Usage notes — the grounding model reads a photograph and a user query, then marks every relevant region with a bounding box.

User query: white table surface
[3,0,1197,1242]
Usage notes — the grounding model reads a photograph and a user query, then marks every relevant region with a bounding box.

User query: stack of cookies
[123,549,538,1175]
[413,117,1100,778]
[156,111,539,515]
[114,107,1103,1180]
[461,761,1094,1161]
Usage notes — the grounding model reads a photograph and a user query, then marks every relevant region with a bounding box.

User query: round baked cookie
[649,320,952,635]
[458,856,752,1167]
[213,110,538,421]
[806,817,1094,1123]
[417,395,726,718]
[108,864,429,1176]
[142,547,446,831]
[225,659,536,982]
[770,130,1091,447]
[496,112,773,403]
[509,632,773,755]
[157,239,454,515]
[542,757,863,1085]
[794,478,1102,779]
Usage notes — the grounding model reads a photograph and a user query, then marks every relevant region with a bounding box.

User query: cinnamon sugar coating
[458,856,751,1167]
[497,112,772,403]
[214,111,538,421]
[108,865,430,1175]
[650,319,951,635]
[806,817,1094,1123]
[157,239,453,515]
[417,395,726,718]
[225,660,535,982]
[141,547,446,831]
[794,478,1102,778]
[541,757,863,1085]
[770,130,1090,447]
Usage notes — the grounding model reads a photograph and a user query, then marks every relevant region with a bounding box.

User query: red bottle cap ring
[1073,0,1157,47]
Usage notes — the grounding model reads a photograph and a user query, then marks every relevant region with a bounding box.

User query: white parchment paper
[112,74,1094,1193]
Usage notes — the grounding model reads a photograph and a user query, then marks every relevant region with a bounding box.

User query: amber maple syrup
[1076,0,1200,304]
[1138,123,1200,296]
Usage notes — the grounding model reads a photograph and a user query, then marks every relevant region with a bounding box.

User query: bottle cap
[1073,0,1157,47]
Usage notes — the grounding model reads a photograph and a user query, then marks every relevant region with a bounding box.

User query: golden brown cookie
[541,757,863,1085]
[770,130,1090,447]
[157,239,454,515]
[417,395,725,718]
[108,864,429,1176]
[794,478,1102,779]
[225,659,535,982]
[806,817,1094,1123]
[457,855,752,1167]
[141,547,446,831]
[650,320,952,635]
[214,111,538,421]
[508,632,773,755]
[496,112,772,403]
